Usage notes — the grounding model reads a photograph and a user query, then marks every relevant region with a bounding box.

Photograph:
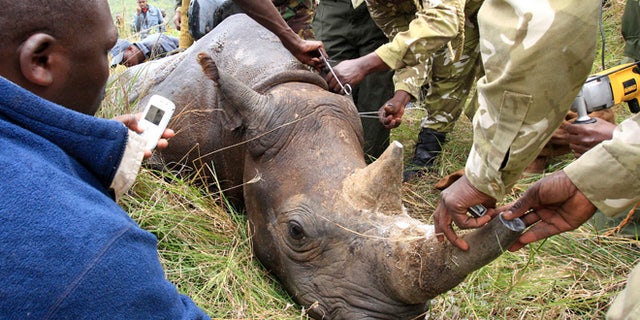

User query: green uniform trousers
[313,0,395,160]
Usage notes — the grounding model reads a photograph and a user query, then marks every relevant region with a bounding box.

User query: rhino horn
[343,141,404,215]
[197,52,268,123]
[387,214,525,304]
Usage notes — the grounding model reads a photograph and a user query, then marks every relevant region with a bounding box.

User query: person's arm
[113,113,175,159]
[367,0,428,128]
[564,112,640,215]
[326,0,458,93]
[373,0,461,71]
[133,11,142,32]
[378,90,411,129]
[499,111,640,252]
[433,0,601,250]
[563,119,616,158]
[232,0,323,69]
[376,65,428,128]
[463,2,600,200]
[498,170,597,251]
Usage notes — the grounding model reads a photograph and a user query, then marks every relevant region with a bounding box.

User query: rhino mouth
[295,276,429,320]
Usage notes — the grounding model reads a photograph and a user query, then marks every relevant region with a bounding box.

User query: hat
[110,39,131,67]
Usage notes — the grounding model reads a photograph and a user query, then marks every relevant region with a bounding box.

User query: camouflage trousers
[623,0,640,61]
[366,0,484,133]
[418,0,483,133]
[313,0,395,160]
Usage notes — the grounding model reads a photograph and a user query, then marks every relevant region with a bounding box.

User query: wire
[599,0,606,70]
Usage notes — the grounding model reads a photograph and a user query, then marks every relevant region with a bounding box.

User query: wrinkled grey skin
[111,14,523,320]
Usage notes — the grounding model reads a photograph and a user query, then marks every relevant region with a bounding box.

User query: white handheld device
[139,95,175,150]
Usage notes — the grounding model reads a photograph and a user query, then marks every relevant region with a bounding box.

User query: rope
[603,202,639,237]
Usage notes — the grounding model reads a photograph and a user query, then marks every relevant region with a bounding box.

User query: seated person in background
[133,0,166,39]
[110,33,180,67]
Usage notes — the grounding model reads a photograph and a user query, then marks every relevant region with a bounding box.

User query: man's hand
[232,0,324,70]
[325,52,390,94]
[500,170,597,251]
[378,90,411,129]
[284,39,325,71]
[433,175,496,251]
[563,119,616,158]
[114,113,176,159]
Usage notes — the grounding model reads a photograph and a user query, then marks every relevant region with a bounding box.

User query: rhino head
[197,53,525,319]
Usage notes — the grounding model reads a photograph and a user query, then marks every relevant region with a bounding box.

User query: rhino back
[115,14,314,204]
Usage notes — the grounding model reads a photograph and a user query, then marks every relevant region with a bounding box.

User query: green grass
[119,170,305,318]
[103,1,639,319]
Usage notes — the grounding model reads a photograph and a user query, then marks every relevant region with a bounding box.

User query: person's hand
[325,52,389,94]
[282,38,325,71]
[378,90,411,129]
[562,119,616,158]
[433,175,497,251]
[173,8,182,30]
[114,113,176,159]
[499,170,597,251]
[136,6,142,15]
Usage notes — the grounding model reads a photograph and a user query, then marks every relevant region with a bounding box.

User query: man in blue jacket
[0,0,325,318]
[133,0,166,39]
[0,1,207,318]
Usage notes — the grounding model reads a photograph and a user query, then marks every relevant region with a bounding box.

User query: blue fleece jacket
[0,77,210,320]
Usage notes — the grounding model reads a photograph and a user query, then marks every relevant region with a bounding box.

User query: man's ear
[19,33,58,87]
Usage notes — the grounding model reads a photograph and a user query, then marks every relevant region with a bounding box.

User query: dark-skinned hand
[114,113,176,159]
[285,39,325,72]
[325,52,390,94]
[433,175,497,251]
[378,90,411,129]
[562,119,616,158]
[499,170,597,251]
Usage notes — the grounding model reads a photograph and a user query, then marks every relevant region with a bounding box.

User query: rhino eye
[288,221,305,240]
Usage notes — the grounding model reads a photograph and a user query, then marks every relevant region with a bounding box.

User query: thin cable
[599,0,606,70]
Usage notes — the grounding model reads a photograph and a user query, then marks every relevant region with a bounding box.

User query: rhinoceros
[110,14,525,320]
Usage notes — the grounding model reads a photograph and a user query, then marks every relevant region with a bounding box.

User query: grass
[119,170,305,318]
[103,1,639,319]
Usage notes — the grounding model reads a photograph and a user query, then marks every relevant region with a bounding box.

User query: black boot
[403,128,447,182]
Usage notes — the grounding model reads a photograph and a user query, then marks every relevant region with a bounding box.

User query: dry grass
[105,1,639,319]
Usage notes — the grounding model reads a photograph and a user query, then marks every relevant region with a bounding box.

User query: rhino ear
[343,141,404,214]
[197,52,269,129]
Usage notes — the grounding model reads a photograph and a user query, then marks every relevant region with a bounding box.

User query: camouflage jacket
[367,0,473,98]
[565,113,640,216]
[461,0,600,200]
[273,0,316,39]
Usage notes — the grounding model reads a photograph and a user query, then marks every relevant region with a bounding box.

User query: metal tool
[571,61,640,123]
[468,204,487,218]
[468,204,526,232]
[318,49,352,96]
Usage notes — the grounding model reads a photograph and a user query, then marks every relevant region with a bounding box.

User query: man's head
[110,40,145,68]
[138,0,149,11]
[0,0,117,115]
